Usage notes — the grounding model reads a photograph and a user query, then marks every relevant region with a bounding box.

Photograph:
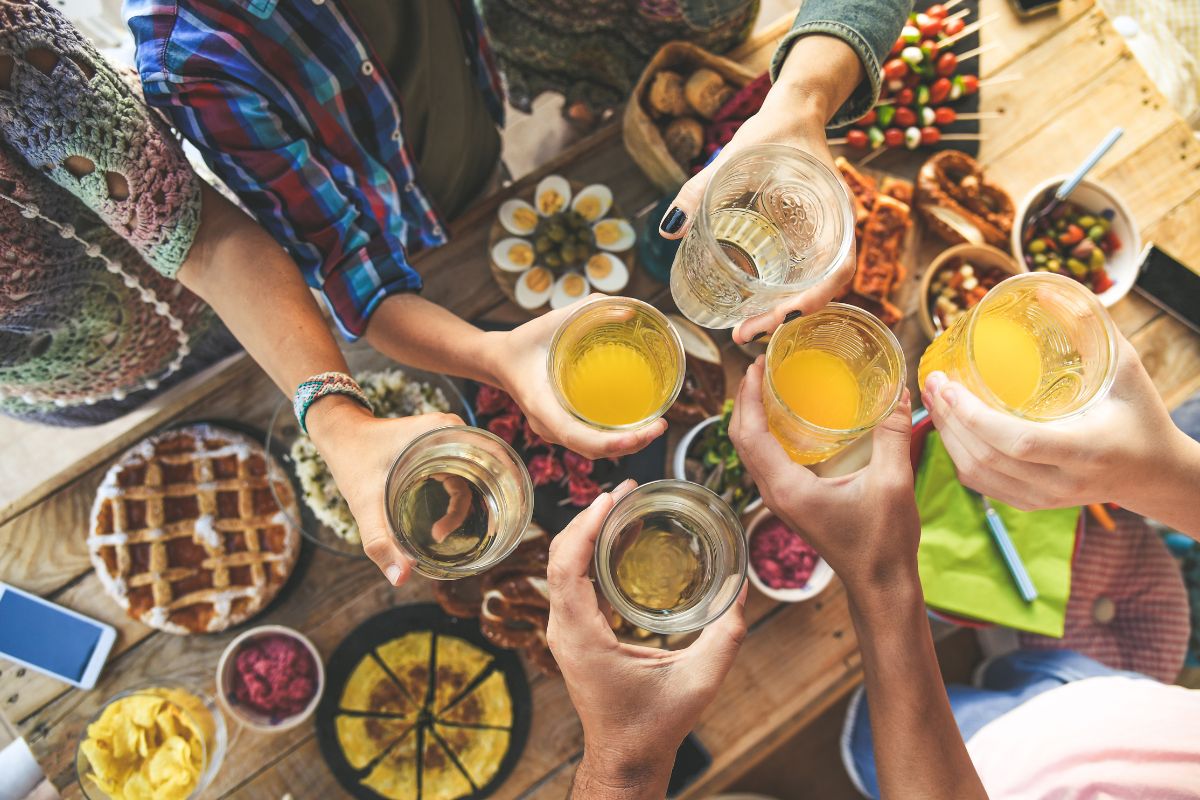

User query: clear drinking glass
[77,682,227,800]
[385,426,533,579]
[917,272,1118,421]
[548,297,685,430]
[594,480,746,635]
[670,144,855,329]
[764,304,907,465]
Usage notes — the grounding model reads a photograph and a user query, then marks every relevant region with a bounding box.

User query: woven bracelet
[294,372,372,433]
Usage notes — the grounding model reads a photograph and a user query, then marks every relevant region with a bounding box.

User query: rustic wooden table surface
[3,2,1200,797]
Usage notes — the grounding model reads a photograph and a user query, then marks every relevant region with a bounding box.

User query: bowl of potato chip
[76,682,227,800]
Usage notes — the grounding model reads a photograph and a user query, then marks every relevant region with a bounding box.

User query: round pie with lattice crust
[88,424,300,634]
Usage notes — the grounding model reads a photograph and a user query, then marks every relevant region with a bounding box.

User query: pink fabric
[1018,510,1190,683]
[969,677,1200,799]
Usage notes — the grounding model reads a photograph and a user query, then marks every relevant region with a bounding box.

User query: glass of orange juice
[549,297,685,430]
[763,304,906,464]
[917,272,1117,420]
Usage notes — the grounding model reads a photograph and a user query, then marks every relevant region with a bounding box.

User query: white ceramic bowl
[1011,176,1140,307]
[217,624,324,733]
[672,415,720,480]
[743,502,834,603]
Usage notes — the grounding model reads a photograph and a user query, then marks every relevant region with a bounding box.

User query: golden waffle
[88,424,300,634]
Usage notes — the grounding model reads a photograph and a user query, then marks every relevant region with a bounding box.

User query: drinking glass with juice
[549,297,685,429]
[385,426,533,579]
[669,144,855,329]
[594,480,746,635]
[917,272,1118,420]
[763,304,907,464]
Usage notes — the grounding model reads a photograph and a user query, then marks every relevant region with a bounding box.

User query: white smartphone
[0,583,116,690]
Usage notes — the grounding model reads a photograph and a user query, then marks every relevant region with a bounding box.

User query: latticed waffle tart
[88,424,301,634]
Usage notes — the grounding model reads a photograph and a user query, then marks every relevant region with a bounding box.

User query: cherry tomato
[919,18,942,38]
[884,127,905,148]
[846,129,870,149]
[943,16,964,36]
[937,51,958,77]
[895,87,915,107]
[890,36,906,56]
[859,108,878,126]
[933,106,956,125]
[929,77,952,104]
[883,59,909,81]
[920,126,942,145]
[960,74,980,95]
[921,39,940,59]
[894,107,917,127]
[927,3,948,19]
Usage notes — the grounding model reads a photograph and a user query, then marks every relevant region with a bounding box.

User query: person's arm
[544,481,748,799]
[729,360,987,800]
[658,1,911,345]
[923,333,1200,537]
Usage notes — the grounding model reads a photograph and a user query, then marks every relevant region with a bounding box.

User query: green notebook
[915,432,1079,637]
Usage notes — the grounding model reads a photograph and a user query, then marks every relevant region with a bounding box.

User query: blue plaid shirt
[125,0,505,339]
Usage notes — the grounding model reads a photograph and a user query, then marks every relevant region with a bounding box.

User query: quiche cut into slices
[334,632,515,799]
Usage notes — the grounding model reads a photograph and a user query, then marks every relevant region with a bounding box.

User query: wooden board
[6,3,1200,799]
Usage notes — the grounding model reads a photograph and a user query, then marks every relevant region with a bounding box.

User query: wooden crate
[622,41,759,194]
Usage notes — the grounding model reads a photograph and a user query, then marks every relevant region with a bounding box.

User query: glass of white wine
[670,144,855,329]
[385,426,533,579]
[594,480,746,635]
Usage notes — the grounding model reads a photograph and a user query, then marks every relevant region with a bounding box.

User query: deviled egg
[515,266,554,310]
[491,238,536,272]
[499,199,539,236]
[592,218,636,252]
[585,253,629,293]
[550,271,589,310]
[571,184,613,223]
[535,175,571,216]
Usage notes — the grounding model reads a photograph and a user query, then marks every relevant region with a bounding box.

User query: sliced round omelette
[433,724,510,790]
[433,636,493,713]
[340,655,418,717]
[362,727,419,800]
[437,671,513,728]
[376,631,434,707]
[420,732,474,800]
[336,716,413,771]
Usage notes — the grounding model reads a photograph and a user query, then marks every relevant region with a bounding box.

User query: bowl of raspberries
[744,502,834,602]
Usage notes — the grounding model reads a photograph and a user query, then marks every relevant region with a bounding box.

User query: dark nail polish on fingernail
[783,310,804,323]
[749,330,768,342]
[660,206,686,234]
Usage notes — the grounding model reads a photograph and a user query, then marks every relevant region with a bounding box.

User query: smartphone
[0,583,116,689]
[667,732,712,797]
[1008,0,1059,17]
[1134,243,1200,335]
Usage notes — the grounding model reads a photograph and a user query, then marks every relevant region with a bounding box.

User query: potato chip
[80,691,209,800]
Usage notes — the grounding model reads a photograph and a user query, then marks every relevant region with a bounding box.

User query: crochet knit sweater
[0,0,237,426]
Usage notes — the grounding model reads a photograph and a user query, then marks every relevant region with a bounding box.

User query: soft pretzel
[915,151,1014,247]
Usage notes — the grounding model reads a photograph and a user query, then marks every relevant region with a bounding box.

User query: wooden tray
[487,179,638,317]
[622,41,758,194]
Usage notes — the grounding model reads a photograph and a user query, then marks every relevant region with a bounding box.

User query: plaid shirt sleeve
[127,5,422,340]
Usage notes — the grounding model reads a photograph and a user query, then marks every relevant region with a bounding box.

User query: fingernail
[660,206,686,234]
[384,564,402,585]
[924,371,946,394]
[590,491,610,508]
[749,330,768,343]
[942,386,959,408]
[783,310,803,324]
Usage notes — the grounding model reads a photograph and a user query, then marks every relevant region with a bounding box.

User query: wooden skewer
[828,132,987,147]
[955,43,998,64]
[943,0,966,11]
[857,146,889,167]
[952,111,1004,120]
[944,7,971,23]
[940,13,1000,48]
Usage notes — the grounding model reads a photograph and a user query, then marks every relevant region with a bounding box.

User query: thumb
[360,505,415,587]
[659,161,715,240]
[869,389,914,481]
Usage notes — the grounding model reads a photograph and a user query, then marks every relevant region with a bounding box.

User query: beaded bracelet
[294,372,372,433]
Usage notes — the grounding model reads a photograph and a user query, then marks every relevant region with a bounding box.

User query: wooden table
[4,2,1200,797]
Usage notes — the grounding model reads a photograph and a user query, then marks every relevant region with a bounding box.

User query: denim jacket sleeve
[770,0,913,128]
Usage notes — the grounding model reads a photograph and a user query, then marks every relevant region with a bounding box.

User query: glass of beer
[917,272,1118,420]
[594,480,746,635]
[670,144,855,329]
[764,304,906,464]
[549,297,685,430]
[385,426,533,579]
